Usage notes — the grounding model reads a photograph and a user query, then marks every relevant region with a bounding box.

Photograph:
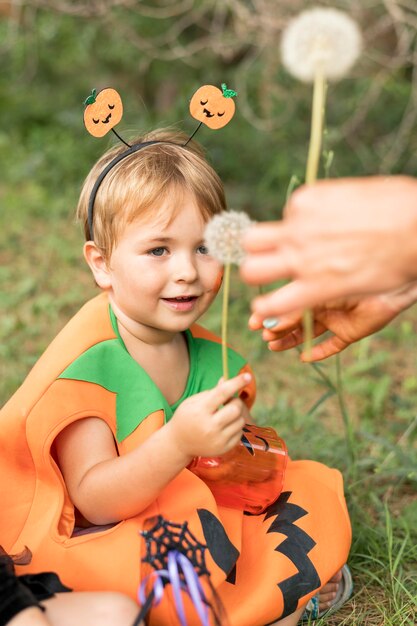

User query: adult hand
[240,176,417,318]
[169,372,252,458]
[248,282,417,361]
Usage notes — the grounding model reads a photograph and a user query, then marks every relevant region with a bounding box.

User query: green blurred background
[2,0,417,225]
[1,1,417,622]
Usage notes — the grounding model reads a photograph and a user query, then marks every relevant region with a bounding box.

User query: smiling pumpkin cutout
[84,88,123,138]
[190,83,237,130]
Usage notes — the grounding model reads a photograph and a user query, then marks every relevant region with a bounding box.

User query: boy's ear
[83,242,112,290]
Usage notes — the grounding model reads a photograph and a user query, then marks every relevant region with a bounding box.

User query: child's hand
[168,372,252,459]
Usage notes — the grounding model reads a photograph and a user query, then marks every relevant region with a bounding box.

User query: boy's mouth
[162,295,198,311]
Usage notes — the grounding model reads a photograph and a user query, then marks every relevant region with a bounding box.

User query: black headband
[87,140,165,241]
[86,125,202,241]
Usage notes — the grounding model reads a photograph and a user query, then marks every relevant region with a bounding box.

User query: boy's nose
[174,254,198,282]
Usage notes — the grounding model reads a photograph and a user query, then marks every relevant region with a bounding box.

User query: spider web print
[133,516,227,626]
[141,515,210,579]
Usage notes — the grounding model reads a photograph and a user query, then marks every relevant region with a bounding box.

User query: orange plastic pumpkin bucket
[188,424,288,514]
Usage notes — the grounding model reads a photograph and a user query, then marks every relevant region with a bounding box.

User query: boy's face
[101,191,222,339]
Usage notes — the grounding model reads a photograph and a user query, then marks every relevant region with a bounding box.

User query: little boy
[0,129,351,626]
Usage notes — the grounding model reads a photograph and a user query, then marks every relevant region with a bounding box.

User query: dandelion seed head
[204,210,255,265]
[281,8,362,83]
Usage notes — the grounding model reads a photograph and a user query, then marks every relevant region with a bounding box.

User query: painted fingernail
[263,317,280,329]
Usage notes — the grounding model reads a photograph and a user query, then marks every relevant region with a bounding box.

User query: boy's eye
[149,247,167,257]
[197,245,209,255]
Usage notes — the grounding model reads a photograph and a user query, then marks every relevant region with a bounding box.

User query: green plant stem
[376,414,417,472]
[222,262,231,380]
[301,347,357,471]
[335,353,356,466]
[303,70,326,359]
[285,174,300,204]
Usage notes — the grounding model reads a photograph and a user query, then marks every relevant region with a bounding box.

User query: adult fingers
[268,332,303,353]
[262,313,304,338]
[267,321,326,353]
[248,311,303,333]
[301,335,350,362]
[248,312,263,330]
[251,280,346,317]
[240,250,295,285]
[241,222,286,252]
[285,178,361,218]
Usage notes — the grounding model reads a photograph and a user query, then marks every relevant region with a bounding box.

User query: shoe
[299,564,353,622]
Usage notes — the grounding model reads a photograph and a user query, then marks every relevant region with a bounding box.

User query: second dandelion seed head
[281,7,363,83]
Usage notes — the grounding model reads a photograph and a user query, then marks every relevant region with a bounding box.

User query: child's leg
[268,606,305,625]
[43,591,140,626]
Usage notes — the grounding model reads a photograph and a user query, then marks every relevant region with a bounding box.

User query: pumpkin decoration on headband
[84,87,123,138]
[189,83,237,130]
[84,82,238,239]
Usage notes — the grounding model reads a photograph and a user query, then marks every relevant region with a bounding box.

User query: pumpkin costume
[0,293,351,625]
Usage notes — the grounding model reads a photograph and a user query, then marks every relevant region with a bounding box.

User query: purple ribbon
[138,551,210,626]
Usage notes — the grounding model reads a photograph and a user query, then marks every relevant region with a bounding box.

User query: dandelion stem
[303,70,326,358]
[306,70,326,185]
[302,308,314,358]
[222,262,231,380]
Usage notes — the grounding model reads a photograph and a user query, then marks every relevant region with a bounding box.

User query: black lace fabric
[0,549,71,626]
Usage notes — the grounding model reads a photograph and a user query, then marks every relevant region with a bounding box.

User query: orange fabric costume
[0,293,351,625]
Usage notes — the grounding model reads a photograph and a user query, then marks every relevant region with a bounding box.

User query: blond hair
[77,129,226,259]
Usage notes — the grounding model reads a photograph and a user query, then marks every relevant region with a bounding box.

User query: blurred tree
[1,0,417,219]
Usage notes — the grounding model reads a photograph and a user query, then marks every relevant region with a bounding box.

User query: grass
[1,188,417,625]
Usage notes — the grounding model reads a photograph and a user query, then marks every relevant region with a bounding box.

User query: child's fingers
[216,408,245,447]
[209,373,252,409]
[221,426,245,452]
[215,398,246,426]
